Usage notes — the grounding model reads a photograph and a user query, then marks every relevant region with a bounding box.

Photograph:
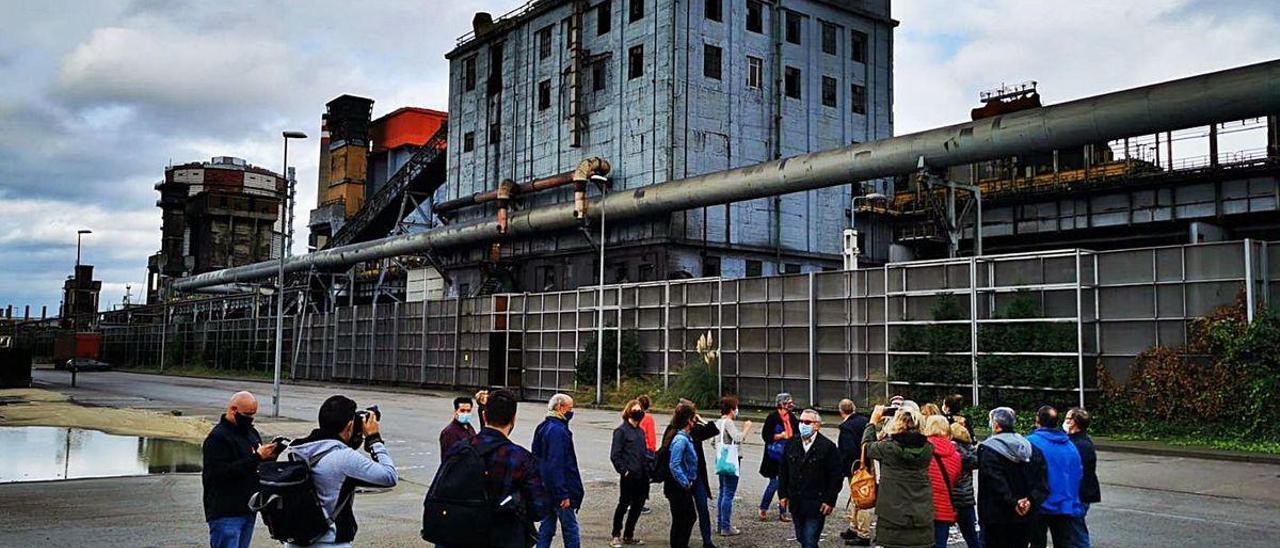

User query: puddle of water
[0,426,203,483]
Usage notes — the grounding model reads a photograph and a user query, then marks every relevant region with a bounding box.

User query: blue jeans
[956,505,982,548]
[537,506,580,548]
[208,514,255,548]
[758,476,789,517]
[934,521,952,548]
[1069,503,1091,548]
[692,482,713,546]
[791,513,825,548]
[716,474,739,532]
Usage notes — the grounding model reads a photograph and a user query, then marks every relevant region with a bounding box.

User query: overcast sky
[1,0,1278,315]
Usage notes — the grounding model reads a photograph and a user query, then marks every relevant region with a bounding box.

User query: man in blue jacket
[532,393,584,548]
[1026,405,1083,548]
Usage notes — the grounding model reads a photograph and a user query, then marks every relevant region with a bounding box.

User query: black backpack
[422,437,525,547]
[650,442,670,484]
[249,445,351,546]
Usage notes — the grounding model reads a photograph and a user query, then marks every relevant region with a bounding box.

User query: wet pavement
[0,426,201,482]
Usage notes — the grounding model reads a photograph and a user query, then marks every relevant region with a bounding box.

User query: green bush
[575,329,644,386]
[668,361,722,410]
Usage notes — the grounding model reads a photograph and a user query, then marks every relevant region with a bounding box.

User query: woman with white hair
[862,402,936,548]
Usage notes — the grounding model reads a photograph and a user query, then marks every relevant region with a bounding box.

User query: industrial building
[438,0,895,295]
[60,264,101,330]
[146,156,287,304]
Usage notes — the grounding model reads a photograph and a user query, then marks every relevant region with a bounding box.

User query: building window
[785,11,801,45]
[488,122,500,144]
[784,263,801,274]
[705,0,722,22]
[746,56,762,89]
[822,22,837,54]
[851,30,868,63]
[597,0,612,35]
[628,44,644,79]
[703,44,722,80]
[746,259,763,277]
[537,26,553,60]
[852,83,867,114]
[746,1,763,33]
[704,256,721,277]
[538,79,551,110]
[629,0,643,23]
[462,131,475,152]
[784,66,801,99]
[463,57,476,91]
[822,76,837,107]
[592,60,607,91]
[638,263,655,282]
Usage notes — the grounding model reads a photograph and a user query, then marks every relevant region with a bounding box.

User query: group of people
[201,388,1099,548]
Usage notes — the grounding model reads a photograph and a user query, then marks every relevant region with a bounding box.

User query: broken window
[784,66,801,99]
[462,57,476,91]
[746,56,762,89]
[463,131,475,152]
[538,79,551,110]
[628,44,644,80]
[822,76,837,107]
[746,1,763,33]
[704,256,721,277]
[851,30,868,63]
[703,44,722,80]
[822,22,837,55]
[537,26,553,60]
[852,83,867,114]
[629,0,643,23]
[597,0,612,35]
[785,11,801,45]
[592,60,607,92]
[705,0,722,22]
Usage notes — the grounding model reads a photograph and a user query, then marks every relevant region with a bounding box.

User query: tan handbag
[847,443,877,510]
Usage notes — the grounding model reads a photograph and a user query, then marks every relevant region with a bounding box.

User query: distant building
[61,264,101,329]
[147,156,285,303]
[308,95,375,250]
[440,0,896,295]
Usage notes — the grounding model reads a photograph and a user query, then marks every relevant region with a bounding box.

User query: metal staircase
[326,121,448,248]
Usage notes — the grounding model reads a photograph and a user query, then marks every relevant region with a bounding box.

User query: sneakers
[623,538,645,546]
[844,537,871,546]
[641,506,652,515]
[840,529,857,541]
[779,514,792,523]
[609,537,624,548]
[717,527,742,537]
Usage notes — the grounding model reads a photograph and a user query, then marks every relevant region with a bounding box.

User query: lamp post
[273,130,307,417]
[850,192,887,269]
[75,229,92,267]
[592,175,610,404]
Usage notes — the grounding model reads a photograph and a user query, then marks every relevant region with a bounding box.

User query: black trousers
[1030,513,1075,548]
[612,473,649,538]
[983,521,1030,548]
[667,488,697,548]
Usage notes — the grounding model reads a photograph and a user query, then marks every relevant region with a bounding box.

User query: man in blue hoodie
[532,393,584,548]
[1026,405,1083,548]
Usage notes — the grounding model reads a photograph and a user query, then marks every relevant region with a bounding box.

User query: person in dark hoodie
[202,391,281,548]
[609,399,653,547]
[284,395,398,547]
[1027,406,1083,548]
[978,407,1048,548]
[662,398,720,548]
[1064,408,1099,548]
[532,393,585,548]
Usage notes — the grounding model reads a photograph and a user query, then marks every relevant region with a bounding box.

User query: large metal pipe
[176,59,1280,291]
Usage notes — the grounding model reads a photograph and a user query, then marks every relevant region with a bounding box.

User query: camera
[353,405,381,435]
[883,406,899,418]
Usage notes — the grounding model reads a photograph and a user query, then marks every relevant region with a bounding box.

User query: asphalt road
[2,370,1278,547]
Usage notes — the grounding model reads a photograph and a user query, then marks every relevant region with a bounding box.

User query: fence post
[420,300,428,386]
[969,257,980,408]
[807,272,817,407]
[717,278,724,399]
[1075,250,1086,409]
[1244,238,1255,323]
[392,301,400,383]
[368,302,377,382]
[451,299,461,389]
[663,282,671,390]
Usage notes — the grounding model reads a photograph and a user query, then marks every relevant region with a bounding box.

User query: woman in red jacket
[923,415,962,548]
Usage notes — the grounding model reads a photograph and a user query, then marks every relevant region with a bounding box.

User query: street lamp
[274,130,307,417]
[75,229,92,267]
[848,192,887,270]
[591,174,610,404]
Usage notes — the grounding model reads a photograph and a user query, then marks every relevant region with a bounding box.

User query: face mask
[564,411,575,422]
[732,409,739,419]
[629,410,645,422]
[799,423,814,439]
[234,412,254,429]
[457,413,472,425]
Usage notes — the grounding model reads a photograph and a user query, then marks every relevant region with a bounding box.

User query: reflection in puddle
[0,426,203,483]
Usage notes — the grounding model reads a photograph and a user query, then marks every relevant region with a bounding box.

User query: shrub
[575,329,644,386]
[668,361,721,410]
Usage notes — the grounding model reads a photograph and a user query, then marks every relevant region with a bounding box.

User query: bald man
[202,391,280,548]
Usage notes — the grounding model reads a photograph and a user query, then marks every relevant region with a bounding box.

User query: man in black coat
[835,399,871,545]
[778,409,844,548]
[662,400,720,548]
[977,407,1049,548]
[1066,407,1100,548]
[202,391,281,548]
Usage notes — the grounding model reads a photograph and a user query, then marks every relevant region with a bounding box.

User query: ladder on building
[327,121,449,248]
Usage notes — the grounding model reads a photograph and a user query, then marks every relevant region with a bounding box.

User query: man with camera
[284,395,398,547]
[203,390,281,548]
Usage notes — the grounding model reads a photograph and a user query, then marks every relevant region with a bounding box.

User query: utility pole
[274,131,307,417]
